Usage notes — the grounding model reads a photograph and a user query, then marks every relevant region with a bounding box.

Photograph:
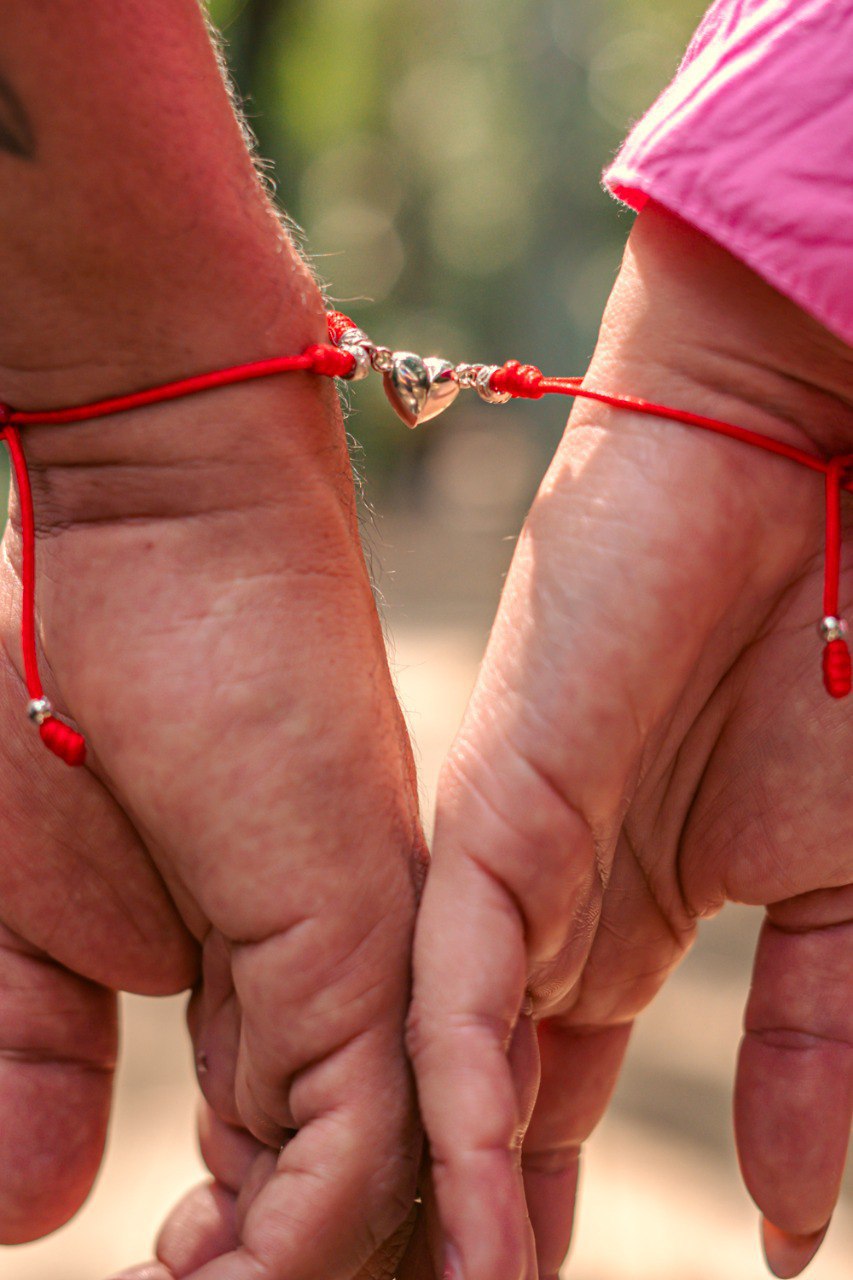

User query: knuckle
[747,1024,852,1052]
[438,738,603,963]
[522,1142,581,1178]
[403,1002,430,1067]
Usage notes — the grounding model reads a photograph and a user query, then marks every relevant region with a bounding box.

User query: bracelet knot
[326,311,359,345]
[491,360,545,399]
[304,343,357,379]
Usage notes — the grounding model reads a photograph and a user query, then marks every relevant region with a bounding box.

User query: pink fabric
[604,0,853,345]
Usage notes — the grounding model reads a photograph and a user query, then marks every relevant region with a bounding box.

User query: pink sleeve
[603,0,853,345]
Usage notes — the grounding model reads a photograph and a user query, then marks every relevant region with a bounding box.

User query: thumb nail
[106,1266,174,1280]
[443,1241,463,1280]
[762,1218,830,1278]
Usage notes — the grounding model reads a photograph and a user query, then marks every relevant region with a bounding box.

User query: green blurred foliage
[207,0,707,477]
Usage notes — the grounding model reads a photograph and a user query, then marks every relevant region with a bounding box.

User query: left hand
[405,206,853,1280]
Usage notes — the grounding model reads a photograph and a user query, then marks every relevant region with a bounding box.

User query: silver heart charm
[383,352,459,428]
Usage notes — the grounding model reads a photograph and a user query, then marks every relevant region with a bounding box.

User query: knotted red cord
[489,358,853,699]
[0,322,849,768]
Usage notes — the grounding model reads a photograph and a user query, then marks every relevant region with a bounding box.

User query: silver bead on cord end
[337,327,373,382]
[27,696,53,725]
[819,616,848,643]
[474,365,512,405]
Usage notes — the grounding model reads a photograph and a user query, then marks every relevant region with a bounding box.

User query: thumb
[0,922,117,1242]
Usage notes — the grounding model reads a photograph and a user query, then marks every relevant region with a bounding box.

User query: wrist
[1,248,355,531]
[601,204,853,457]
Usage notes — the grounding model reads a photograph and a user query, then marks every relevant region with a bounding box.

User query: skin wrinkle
[614,226,853,454]
[619,823,696,948]
[643,643,747,918]
[699,343,853,431]
[441,742,603,966]
[242,1144,418,1278]
[2,481,322,539]
[770,913,853,936]
[747,1026,852,1052]
[233,914,398,1022]
[0,69,35,159]
[0,1047,116,1073]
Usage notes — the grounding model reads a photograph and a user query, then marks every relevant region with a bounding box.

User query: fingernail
[443,1241,463,1280]
[106,1265,172,1280]
[762,1217,830,1278]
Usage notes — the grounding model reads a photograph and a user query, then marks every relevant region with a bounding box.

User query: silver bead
[475,365,512,405]
[453,362,482,389]
[337,326,370,349]
[819,616,848,643]
[370,346,395,374]
[339,341,372,381]
[27,696,52,725]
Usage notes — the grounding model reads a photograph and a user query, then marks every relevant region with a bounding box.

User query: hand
[408,204,853,1280]
[0,308,428,1279]
[0,7,428,1276]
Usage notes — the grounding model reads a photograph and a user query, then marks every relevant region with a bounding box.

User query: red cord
[0,420,87,765]
[0,325,849,768]
[2,346,353,428]
[0,341,353,765]
[488,362,852,698]
[821,457,853,698]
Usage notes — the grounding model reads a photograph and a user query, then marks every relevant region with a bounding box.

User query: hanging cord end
[819,618,851,699]
[27,698,87,767]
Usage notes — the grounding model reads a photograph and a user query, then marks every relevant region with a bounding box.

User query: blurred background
[2,1,851,1278]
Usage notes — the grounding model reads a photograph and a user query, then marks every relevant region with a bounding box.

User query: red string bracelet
[1,317,850,768]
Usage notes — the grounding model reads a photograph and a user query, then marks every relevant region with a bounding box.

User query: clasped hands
[0,205,850,1280]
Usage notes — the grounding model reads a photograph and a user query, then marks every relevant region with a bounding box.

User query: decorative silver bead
[27,696,52,725]
[475,364,512,405]
[370,346,396,374]
[337,326,370,349]
[819,615,848,643]
[453,363,481,389]
[339,341,372,381]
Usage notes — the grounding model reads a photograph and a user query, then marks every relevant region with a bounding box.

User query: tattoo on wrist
[0,70,34,159]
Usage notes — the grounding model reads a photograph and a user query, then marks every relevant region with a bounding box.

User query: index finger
[408,760,575,1280]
